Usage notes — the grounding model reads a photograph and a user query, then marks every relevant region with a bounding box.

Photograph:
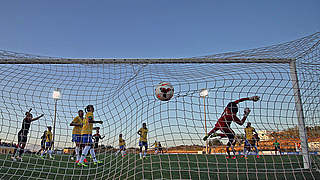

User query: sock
[116,150,120,156]
[244,148,247,157]
[144,151,147,157]
[13,147,18,157]
[41,150,46,157]
[19,148,24,157]
[254,146,259,155]
[48,150,53,158]
[90,148,97,162]
[231,146,236,156]
[139,152,142,158]
[75,147,80,161]
[79,146,90,163]
[226,147,230,157]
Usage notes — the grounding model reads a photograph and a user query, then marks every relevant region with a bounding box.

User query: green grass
[0,153,319,179]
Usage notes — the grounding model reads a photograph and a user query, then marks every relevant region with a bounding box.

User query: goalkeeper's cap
[227,102,238,113]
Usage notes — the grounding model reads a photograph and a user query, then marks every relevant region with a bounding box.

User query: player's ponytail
[85,105,94,113]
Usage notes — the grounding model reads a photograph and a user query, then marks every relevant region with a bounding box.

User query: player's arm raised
[31,114,44,122]
[233,96,260,104]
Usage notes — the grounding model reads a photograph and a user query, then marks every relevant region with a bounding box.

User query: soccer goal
[0,32,319,179]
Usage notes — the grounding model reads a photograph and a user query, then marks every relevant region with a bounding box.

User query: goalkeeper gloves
[249,96,260,102]
[244,108,251,116]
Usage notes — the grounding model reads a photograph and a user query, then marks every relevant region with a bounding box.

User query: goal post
[289,60,311,169]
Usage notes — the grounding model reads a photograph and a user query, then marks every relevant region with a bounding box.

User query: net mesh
[0,32,319,179]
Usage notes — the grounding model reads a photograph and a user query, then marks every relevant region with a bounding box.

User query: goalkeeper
[203,96,260,159]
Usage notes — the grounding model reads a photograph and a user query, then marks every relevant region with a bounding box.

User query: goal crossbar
[1,58,293,64]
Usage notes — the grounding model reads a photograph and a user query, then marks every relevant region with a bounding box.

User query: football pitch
[0,153,319,180]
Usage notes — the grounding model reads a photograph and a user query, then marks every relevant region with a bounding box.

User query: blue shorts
[46,142,52,148]
[139,141,148,147]
[82,134,93,144]
[245,139,255,146]
[120,145,125,150]
[72,134,82,143]
[244,140,249,146]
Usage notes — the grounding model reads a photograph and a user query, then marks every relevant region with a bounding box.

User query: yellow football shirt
[72,116,83,135]
[119,137,125,146]
[154,142,158,148]
[139,128,148,142]
[46,131,53,142]
[81,112,93,135]
[245,127,255,140]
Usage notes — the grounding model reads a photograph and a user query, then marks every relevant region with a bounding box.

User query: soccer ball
[155,82,174,101]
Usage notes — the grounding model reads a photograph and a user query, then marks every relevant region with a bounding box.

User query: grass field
[0,153,319,180]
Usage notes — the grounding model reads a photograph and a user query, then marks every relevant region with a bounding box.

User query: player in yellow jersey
[151,141,159,154]
[243,122,259,158]
[137,123,148,159]
[115,134,127,157]
[78,105,103,167]
[70,110,84,163]
[40,126,54,159]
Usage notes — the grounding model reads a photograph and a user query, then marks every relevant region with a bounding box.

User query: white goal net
[0,32,319,179]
